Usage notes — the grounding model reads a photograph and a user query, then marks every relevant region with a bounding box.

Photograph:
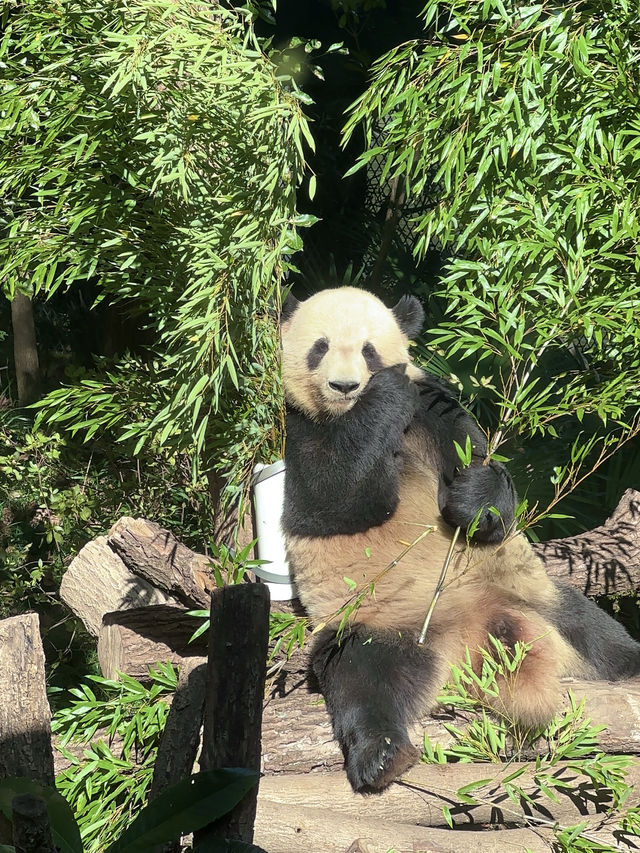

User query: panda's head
[280,287,425,420]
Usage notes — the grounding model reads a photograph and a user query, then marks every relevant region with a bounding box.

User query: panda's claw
[345,732,418,794]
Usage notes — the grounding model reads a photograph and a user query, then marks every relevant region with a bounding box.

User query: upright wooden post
[194,583,270,847]
[0,613,55,845]
[0,614,55,785]
[11,794,55,853]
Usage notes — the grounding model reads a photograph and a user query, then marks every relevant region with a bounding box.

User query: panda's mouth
[325,391,360,414]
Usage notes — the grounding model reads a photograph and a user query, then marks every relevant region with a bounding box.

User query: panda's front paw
[442,463,516,543]
[344,730,418,794]
[367,365,420,417]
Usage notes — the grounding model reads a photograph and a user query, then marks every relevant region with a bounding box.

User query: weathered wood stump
[60,536,183,636]
[195,583,270,847]
[11,794,55,853]
[0,613,55,786]
[0,613,55,846]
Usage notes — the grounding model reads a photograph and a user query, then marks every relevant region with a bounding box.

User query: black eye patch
[307,337,329,370]
[362,342,382,371]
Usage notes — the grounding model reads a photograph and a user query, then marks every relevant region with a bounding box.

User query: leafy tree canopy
[0,0,314,505]
[344,0,640,525]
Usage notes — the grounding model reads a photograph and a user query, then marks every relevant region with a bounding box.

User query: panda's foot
[345,731,418,793]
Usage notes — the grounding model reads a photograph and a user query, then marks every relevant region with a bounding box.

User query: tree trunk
[11,290,40,406]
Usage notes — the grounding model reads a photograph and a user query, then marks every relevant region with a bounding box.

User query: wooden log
[97,488,640,616]
[97,606,207,681]
[0,614,54,787]
[533,488,640,596]
[62,487,636,640]
[150,658,207,800]
[195,584,270,847]
[261,675,640,776]
[107,516,215,609]
[253,798,635,853]
[60,537,182,636]
[253,800,562,853]
[257,759,640,829]
[150,658,208,853]
[11,794,55,853]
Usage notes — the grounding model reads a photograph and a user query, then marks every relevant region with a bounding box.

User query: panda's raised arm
[283,365,419,538]
[414,375,517,543]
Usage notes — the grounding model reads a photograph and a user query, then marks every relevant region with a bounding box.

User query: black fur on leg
[311,624,440,793]
[547,580,640,679]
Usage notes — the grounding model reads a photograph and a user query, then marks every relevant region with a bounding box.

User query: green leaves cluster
[51,664,178,851]
[1,0,314,505]
[344,0,640,515]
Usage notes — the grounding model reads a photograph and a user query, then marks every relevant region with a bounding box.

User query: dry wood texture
[98,605,207,681]
[262,659,640,776]
[150,658,207,801]
[150,658,208,853]
[195,584,270,847]
[253,797,635,853]
[253,800,562,853]
[533,488,640,596]
[257,759,640,829]
[0,613,55,787]
[61,537,182,636]
[107,516,215,608]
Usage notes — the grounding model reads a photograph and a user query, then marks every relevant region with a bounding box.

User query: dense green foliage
[344,0,640,528]
[1,0,313,506]
[0,413,226,685]
[51,664,175,852]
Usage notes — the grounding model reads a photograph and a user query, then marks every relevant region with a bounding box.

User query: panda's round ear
[281,291,300,323]
[392,295,424,339]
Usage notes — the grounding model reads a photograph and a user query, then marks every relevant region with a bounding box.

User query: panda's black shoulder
[411,371,489,465]
[414,371,456,396]
[414,372,466,419]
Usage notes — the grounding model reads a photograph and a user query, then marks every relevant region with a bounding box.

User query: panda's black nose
[329,380,360,395]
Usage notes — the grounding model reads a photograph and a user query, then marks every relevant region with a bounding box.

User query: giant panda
[280,286,640,794]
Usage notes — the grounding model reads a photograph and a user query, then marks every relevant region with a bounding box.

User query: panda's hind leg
[546,580,640,680]
[478,608,578,730]
[311,624,442,793]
